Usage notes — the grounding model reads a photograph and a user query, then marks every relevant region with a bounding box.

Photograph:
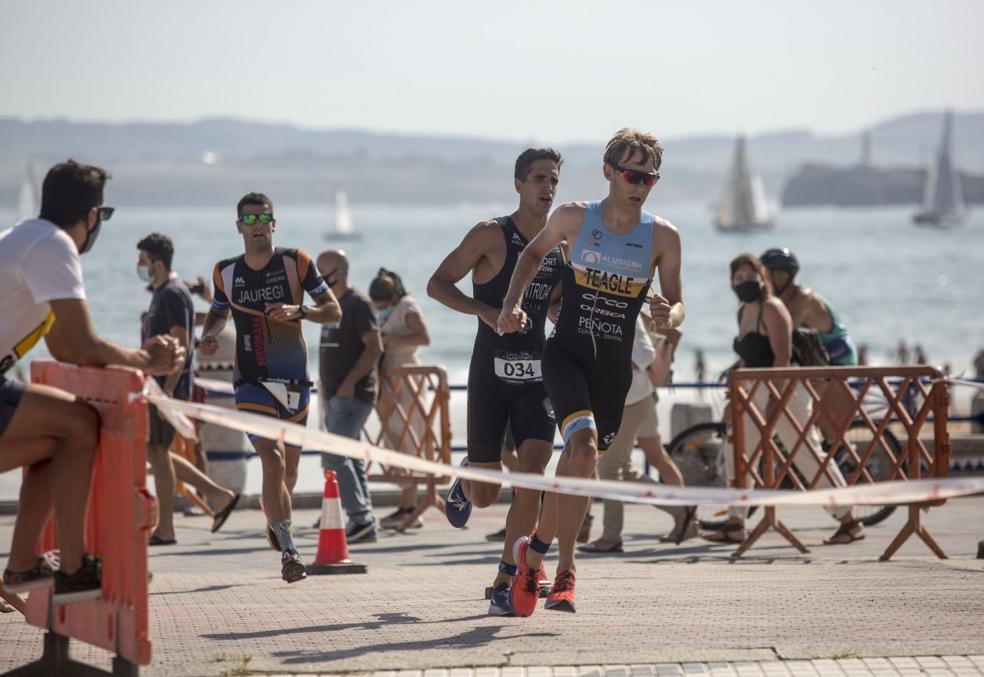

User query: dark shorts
[148,404,178,449]
[541,339,632,452]
[466,354,556,464]
[0,375,26,438]
[234,381,310,447]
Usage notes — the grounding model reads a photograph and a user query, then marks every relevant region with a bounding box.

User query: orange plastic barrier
[728,365,950,560]
[171,433,214,517]
[18,361,155,675]
[365,365,452,529]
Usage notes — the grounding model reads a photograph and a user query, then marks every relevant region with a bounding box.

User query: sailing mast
[715,135,773,232]
[913,110,966,226]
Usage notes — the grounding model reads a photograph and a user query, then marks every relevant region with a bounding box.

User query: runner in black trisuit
[498,129,685,615]
[427,148,565,616]
[200,192,341,583]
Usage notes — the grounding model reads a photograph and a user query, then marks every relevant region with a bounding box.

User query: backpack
[792,327,830,366]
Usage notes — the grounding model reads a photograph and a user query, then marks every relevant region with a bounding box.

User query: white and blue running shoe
[488,582,514,617]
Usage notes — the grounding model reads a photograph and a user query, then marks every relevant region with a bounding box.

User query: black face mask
[734,280,763,303]
[79,215,102,255]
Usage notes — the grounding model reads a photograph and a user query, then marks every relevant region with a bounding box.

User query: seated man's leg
[0,381,99,575]
[8,453,52,572]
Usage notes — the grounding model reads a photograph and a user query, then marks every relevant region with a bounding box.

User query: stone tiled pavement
[1,496,982,675]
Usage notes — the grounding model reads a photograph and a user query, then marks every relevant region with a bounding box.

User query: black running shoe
[345,522,378,544]
[281,551,307,583]
[53,555,102,604]
[2,555,55,594]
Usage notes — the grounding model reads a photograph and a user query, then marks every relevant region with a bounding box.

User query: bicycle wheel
[832,421,903,527]
[664,422,758,530]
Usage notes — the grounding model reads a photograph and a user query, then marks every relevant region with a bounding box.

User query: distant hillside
[1,111,982,207]
[782,164,984,207]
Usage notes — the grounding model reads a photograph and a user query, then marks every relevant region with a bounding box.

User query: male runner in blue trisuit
[498,129,685,615]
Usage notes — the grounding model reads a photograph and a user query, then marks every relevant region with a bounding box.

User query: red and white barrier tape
[142,380,984,508]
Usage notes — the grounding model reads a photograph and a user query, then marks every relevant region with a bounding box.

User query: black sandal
[823,518,865,545]
[673,506,698,545]
[148,534,177,546]
[211,493,241,533]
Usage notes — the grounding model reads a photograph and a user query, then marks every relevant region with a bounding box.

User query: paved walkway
[1,495,983,676]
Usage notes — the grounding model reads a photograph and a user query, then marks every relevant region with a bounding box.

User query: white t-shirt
[0,219,86,373]
[379,295,423,368]
[625,315,658,405]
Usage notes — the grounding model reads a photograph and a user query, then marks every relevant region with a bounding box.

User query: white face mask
[377,305,394,324]
[137,263,151,283]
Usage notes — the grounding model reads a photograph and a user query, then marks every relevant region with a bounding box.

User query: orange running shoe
[544,569,576,613]
[509,536,544,617]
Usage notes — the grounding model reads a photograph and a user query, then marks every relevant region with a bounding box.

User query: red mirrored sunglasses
[612,164,660,187]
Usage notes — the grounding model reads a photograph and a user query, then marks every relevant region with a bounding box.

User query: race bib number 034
[493,358,542,383]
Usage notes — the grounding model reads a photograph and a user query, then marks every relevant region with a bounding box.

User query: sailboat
[913,110,966,227]
[323,190,361,241]
[16,163,40,224]
[714,135,773,232]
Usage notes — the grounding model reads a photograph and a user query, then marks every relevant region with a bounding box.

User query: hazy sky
[1,0,980,143]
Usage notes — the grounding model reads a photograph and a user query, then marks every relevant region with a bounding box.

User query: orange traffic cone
[306,470,368,575]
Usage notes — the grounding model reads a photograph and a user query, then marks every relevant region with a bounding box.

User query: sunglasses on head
[96,206,115,221]
[239,213,274,225]
[612,164,660,187]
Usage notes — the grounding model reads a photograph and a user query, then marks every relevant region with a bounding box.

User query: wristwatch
[298,304,308,320]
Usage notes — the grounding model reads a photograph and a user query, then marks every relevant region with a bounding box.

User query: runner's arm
[338,329,383,398]
[44,298,184,376]
[650,221,685,330]
[198,308,229,356]
[427,221,503,328]
[498,204,578,333]
[305,289,342,324]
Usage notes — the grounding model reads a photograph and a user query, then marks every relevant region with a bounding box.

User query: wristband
[298,304,308,320]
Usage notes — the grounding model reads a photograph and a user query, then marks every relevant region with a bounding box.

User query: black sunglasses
[612,164,660,187]
[97,206,115,221]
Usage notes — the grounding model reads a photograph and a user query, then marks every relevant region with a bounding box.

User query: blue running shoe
[488,582,514,617]
[444,458,472,528]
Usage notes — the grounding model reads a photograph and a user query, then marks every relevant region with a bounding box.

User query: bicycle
[665,418,904,531]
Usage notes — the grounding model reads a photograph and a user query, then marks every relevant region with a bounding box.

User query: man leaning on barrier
[0,161,184,605]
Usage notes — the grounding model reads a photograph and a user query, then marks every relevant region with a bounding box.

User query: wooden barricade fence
[729,365,950,561]
[12,361,155,677]
[364,365,452,530]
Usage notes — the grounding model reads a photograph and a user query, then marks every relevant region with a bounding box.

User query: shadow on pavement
[269,623,558,666]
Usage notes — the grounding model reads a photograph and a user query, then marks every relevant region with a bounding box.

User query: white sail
[16,164,40,223]
[715,136,772,231]
[334,190,353,235]
[914,110,966,226]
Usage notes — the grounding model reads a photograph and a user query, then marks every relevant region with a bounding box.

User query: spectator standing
[317,250,383,544]
[369,268,431,530]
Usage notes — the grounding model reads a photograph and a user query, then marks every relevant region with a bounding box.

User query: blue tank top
[551,201,654,358]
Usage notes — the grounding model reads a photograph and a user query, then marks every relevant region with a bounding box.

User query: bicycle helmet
[760,247,799,277]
